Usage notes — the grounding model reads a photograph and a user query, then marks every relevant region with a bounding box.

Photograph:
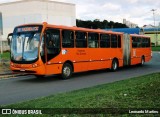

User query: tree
[76,19,128,29]
[108,21,114,28]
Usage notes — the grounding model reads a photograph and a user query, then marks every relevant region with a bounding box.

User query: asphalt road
[0,52,160,105]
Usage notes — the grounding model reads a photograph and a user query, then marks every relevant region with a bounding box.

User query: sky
[0,0,160,27]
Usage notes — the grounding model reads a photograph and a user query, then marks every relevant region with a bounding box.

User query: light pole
[0,12,3,55]
[0,29,2,64]
[151,9,157,46]
[0,30,2,54]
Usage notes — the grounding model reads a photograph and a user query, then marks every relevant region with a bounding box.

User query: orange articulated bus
[8,22,152,79]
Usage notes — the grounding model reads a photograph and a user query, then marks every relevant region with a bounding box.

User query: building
[143,27,160,46]
[0,0,76,52]
[0,0,76,38]
[123,19,138,28]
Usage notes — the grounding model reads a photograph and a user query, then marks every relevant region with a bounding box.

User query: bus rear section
[130,34,151,65]
[123,34,151,66]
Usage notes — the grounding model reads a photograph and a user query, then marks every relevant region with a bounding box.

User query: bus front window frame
[10,25,42,64]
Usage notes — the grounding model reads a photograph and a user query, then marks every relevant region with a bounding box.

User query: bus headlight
[11,63,14,67]
[32,64,38,68]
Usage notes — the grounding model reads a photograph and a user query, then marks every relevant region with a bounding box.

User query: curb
[153,51,160,53]
[0,73,28,79]
[0,72,14,75]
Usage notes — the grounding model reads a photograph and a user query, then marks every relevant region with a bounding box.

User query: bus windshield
[11,25,42,63]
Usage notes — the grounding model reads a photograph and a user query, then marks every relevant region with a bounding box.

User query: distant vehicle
[7,22,152,79]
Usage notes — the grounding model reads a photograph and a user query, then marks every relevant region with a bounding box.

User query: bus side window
[137,37,141,48]
[132,36,137,48]
[76,31,87,48]
[111,34,118,48]
[142,38,146,48]
[62,30,74,48]
[118,35,121,48]
[88,33,99,48]
[100,34,110,48]
[146,38,151,47]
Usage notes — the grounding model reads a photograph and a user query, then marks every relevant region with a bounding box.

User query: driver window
[45,28,60,61]
[46,29,60,53]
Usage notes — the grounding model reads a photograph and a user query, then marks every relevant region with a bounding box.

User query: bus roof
[15,22,123,35]
[18,22,155,36]
[46,23,123,35]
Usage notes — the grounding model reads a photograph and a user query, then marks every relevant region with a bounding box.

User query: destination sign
[17,27,39,32]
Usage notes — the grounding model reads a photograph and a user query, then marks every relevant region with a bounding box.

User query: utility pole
[151,9,157,46]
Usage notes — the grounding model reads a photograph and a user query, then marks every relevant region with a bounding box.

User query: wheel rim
[113,61,117,70]
[63,66,71,77]
[142,58,144,65]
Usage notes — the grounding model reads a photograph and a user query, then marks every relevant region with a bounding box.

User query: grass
[152,46,160,51]
[0,52,10,71]
[1,73,160,116]
[0,52,10,61]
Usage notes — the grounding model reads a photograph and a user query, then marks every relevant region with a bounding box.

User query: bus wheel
[111,59,118,72]
[62,63,73,80]
[141,56,145,65]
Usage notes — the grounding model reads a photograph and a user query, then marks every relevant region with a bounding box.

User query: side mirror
[7,33,13,46]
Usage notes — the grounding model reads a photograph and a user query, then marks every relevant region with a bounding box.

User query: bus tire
[141,56,145,65]
[61,63,73,80]
[111,59,118,72]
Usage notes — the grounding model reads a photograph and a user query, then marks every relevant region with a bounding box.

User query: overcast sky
[1,0,160,27]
